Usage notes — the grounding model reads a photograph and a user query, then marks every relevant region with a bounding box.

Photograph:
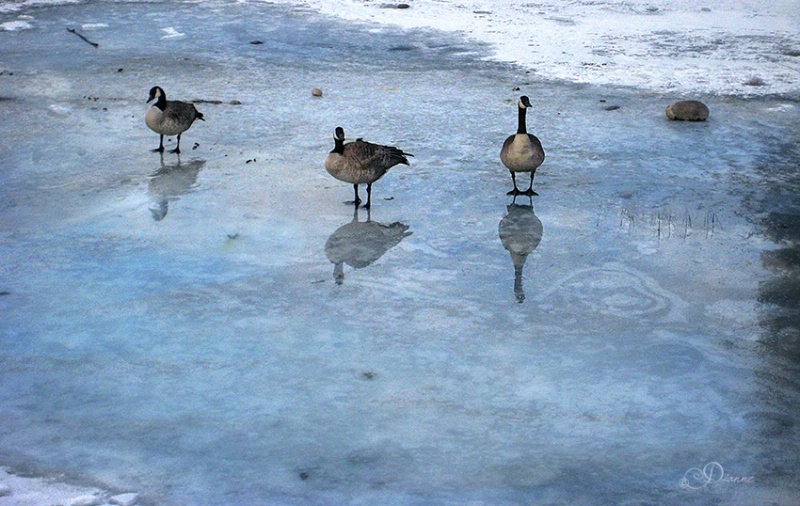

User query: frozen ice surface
[1,1,799,505]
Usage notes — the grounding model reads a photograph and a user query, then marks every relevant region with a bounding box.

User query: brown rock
[311,87,323,97]
[665,100,709,121]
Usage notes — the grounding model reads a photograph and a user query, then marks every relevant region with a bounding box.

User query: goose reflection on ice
[325,207,412,284]
[498,197,543,303]
[147,155,205,221]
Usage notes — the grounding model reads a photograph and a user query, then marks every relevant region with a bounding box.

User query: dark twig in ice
[67,28,99,48]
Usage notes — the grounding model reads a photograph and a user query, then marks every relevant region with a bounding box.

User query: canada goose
[325,126,413,209]
[145,86,204,154]
[500,96,545,196]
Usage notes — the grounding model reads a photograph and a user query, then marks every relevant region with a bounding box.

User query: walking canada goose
[325,126,413,209]
[145,86,204,154]
[500,96,545,196]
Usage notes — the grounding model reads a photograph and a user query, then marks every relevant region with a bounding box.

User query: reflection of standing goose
[145,86,204,154]
[325,208,412,284]
[147,157,205,221]
[325,126,413,209]
[498,199,543,302]
[500,96,545,196]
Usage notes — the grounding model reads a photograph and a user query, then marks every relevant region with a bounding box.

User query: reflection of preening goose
[500,96,545,196]
[325,208,412,284]
[325,126,413,209]
[498,200,543,302]
[147,157,205,221]
[146,86,204,154]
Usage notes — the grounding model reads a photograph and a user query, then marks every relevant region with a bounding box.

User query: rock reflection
[147,155,205,221]
[498,197,543,302]
[325,207,412,284]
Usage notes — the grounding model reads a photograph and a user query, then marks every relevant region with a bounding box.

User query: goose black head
[334,126,346,142]
[147,86,165,104]
[519,95,532,109]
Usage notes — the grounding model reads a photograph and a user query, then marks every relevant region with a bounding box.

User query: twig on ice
[67,28,99,48]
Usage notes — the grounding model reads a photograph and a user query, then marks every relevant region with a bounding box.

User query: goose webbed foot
[507,188,538,197]
[347,184,362,207]
[169,134,183,154]
[153,135,165,153]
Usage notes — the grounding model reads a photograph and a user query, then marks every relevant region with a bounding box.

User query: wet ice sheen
[1,1,799,505]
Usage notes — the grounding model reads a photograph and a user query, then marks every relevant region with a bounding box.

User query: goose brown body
[145,86,204,154]
[325,127,412,208]
[500,96,545,196]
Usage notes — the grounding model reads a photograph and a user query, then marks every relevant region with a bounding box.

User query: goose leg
[347,184,362,206]
[523,172,538,196]
[153,135,165,153]
[507,172,521,196]
[169,133,182,154]
[363,183,373,209]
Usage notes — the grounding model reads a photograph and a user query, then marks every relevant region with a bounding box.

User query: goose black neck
[517,105,528,135]
[154,93,167,111]
[332,137,344,154]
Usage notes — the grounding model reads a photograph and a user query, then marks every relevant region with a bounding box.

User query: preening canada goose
[325,126,413,209]
[145,86,204,154]
[500,96,545,196]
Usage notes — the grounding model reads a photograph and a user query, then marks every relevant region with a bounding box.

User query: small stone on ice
[0,483,11,497]
[110,492,140,506]
[312,87,323,97]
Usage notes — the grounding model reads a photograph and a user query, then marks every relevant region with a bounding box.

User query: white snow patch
[0,20,33,31]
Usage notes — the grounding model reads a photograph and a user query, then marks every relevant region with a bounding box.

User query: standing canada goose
[325,126,413,209]
[145,86,204,154]
[500,96,545,196]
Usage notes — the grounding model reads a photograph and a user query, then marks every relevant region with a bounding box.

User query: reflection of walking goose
[147,157,205,221]
[498,199,543,302]
[325,208,412,284]
[500,96,545,196]
[145,86,204,154]
[325,126,413,209]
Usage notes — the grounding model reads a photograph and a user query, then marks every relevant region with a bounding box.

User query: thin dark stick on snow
[67,28,99,48]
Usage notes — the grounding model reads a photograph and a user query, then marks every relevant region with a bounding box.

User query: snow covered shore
[0,468,138,506]
[271,0,800,96]
[2,0,797,94]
